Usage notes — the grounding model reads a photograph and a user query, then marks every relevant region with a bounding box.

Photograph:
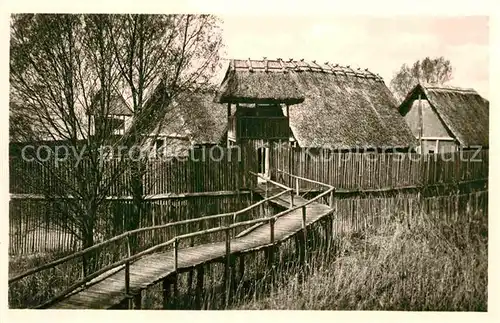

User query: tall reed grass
[233,212,487,311]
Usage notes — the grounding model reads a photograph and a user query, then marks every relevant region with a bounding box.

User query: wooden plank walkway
[48,185,333,309]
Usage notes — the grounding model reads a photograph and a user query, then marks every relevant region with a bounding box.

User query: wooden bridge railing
[9,185,292,308]
[10,172,335,309]
[277,169,336,208]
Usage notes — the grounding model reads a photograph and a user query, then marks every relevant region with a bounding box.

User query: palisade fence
[10,146,258,196]
[9,145,259,255]
[9,144,489,256]
[269,146,489,191]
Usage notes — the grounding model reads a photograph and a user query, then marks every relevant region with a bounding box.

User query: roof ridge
[228,58,383,81]
[423,84,479,94]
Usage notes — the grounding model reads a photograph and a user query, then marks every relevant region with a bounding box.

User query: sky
[219,15,489,98]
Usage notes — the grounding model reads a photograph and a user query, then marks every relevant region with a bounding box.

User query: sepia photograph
[4,7,490,313]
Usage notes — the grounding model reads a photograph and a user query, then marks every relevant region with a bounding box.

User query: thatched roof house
[215,59,417,150]
[398,84,489,152]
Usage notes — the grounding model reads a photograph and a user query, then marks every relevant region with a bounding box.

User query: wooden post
[125,261,131,309]
[290,190,294,208]
[230,258,237,297]
[133,290,142,309]
[296,177,300,195]
[195,266,204,309]
[173,239,179,304]
[329,188,335,208]
[301,206,307,264]
[239,255,245,283]
[270,217,275,245]
[162,278,171,309]
[268,218,275,271]
[265,179,268,198]
[224,228,231,308]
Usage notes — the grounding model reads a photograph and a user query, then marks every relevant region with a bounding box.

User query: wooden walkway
[47,185,333,309]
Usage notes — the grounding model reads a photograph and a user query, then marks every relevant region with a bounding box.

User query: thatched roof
[215,59,416,149]
[399,84,489,147]
[156,90,227,145]
[215,59,306,105]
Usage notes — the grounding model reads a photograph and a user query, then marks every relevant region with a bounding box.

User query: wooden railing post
[270,217,275,245]
[290,189,294,209]
[301,206,307,235]
[296,177,300,195]
[173,238,178,272]
[127,234,131,257]
[265,179,269,199]
[329,188,335,208]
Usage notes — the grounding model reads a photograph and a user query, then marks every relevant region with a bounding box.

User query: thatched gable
[217,59,417,150]
[399,84,489,147]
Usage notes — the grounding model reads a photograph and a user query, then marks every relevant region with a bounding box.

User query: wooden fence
[9,143,489,256]
[269,146,488,191]
[332,190,488,236]
[10,145,258,196]
[9,192,257,256]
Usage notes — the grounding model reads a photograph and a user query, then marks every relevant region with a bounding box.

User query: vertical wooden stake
[268,218,275,271]
[195,266,205,309]
[290,190,294,208]
[224,228,231,308]
[302,206,307,264]
[162,278,171,309]
[296,177,300,195]
[239,255,245,283]
[125,261,131,309]
[173,238,178,271]
[173,239,179,306]
[329,188,335,208]
[133,290,142,309]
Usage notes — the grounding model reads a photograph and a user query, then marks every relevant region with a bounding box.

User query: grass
[231,212,488,311]
[9,204,488,311]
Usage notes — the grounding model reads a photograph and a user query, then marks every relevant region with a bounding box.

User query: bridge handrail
[17,172,335,309]
[37,181,334,309]
[9,188,292,285]
[276,168,335,190]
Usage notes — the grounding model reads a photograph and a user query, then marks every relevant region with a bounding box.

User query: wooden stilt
[195,266,205,309]
[224,228,231,308]
[187,270,194,296]
[133,291,142,309]
[172,273,178,308]
[162,277,171,309]
[239,254,245,283]
[230,257,237,299]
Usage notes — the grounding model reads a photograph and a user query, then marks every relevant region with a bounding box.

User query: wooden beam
[10,190,253,201]
[420,136,455,141]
